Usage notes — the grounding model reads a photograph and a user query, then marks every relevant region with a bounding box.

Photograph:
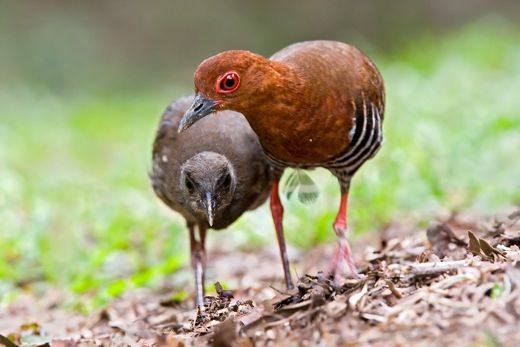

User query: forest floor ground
[1,210,520,347]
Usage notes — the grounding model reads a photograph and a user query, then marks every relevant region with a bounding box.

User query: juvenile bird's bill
[203,191,216,226]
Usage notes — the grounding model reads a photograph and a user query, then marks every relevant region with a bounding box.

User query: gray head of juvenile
[179,151,237,227]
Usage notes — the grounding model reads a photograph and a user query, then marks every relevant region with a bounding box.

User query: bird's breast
[250,106,353,165]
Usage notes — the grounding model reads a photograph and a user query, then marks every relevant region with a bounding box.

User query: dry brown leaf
[468,230,482,256]
[427,222,467,257]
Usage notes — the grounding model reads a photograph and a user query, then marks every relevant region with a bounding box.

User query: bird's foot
[327,227,360,286]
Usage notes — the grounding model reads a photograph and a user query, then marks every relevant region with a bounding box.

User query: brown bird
[178,41,384,288]
[151,96,272,305]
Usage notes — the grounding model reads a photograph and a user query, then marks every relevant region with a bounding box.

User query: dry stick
[407,260,469,276]
[385,279,403,299]
[268,285,293,295]
[0,335,19,347]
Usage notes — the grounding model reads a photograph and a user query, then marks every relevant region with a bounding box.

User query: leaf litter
[1,209,520,346]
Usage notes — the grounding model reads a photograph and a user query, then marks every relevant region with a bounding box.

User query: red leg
[328,193,359,281]
[189,222,207,307]
[270,180,294,289]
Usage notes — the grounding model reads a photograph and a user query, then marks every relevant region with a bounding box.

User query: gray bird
[150,96,273,306]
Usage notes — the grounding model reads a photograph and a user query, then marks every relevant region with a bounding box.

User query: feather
[283,169,319,204]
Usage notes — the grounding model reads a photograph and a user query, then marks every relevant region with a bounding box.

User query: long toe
[326,241,342,284]
[327,238,360,283]
[340,238,360,279]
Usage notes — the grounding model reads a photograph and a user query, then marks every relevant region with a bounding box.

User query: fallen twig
[407,260,469,276]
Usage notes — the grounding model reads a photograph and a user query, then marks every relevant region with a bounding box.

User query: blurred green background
[1,1,520,310]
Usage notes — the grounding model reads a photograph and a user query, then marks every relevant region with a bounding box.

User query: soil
[1,210,520,347]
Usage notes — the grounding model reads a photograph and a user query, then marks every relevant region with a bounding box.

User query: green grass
[1,21,520,310]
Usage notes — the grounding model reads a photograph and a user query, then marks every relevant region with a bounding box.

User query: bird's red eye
[216,71,240,94]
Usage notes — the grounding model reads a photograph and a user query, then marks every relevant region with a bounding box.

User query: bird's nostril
[193,103,203,112]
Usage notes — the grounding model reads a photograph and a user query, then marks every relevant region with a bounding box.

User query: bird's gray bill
[178,94,219,133]
[203,191,216,227]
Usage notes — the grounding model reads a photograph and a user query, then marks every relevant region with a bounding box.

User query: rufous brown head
[178,50,278,132]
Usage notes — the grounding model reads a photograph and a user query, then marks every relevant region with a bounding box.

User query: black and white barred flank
[265,98,384,192]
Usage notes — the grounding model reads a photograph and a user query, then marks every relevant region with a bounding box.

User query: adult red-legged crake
[179,40,385,288]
